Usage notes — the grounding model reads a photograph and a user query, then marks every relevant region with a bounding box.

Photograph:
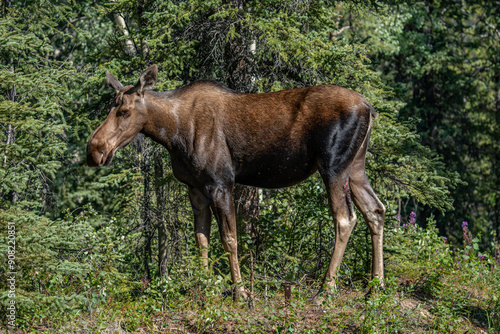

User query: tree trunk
[136,0,148,58]
[142,146,152,280]
[233,184,260,253]
[154,148,168,277]
[2,0,12,16]
[111,0,136,57]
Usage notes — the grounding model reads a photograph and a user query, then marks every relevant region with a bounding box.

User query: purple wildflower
[402,224,407,228]
[462,221,473,251]
[409,211,417,226]
[478,254,485,261]
[443,237,448,243]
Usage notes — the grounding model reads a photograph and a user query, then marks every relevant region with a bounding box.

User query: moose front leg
[188,187,212,268]
[209,186,249,300]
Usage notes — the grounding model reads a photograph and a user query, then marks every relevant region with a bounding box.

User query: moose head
[86,65,158,167]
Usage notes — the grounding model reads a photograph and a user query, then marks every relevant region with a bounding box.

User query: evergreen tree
[348,0,499,244]
[0,0,96,326]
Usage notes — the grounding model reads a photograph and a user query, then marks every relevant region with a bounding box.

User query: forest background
[0,0,499,332]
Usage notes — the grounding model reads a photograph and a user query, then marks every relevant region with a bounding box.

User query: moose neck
[141,91,179,151]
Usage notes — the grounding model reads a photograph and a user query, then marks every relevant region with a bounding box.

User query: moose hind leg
[350,174,386,287]
[209,186,249,300]
[321,172,358,293]
[346,119,385,288]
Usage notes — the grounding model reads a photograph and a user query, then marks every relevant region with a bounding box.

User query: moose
[87,65,386,303]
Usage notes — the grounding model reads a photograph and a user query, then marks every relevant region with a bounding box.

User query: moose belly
[234,150,318,189]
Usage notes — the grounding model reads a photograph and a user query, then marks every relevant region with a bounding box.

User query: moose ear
[136,64,158,94]
[106,70,124,92]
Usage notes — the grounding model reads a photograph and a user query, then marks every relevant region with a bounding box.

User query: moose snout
[86,138,105,167]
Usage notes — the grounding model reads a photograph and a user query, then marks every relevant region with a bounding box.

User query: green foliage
[0,16,71,207]
[348,0,500,244]
[0,2,90,328]
[0,206,92,327]
[369,114,462,212]
[37,219,499,332]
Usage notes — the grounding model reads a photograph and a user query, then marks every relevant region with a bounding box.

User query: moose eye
[121,109,130,116]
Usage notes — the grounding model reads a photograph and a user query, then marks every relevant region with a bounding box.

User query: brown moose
[87,65,386,303]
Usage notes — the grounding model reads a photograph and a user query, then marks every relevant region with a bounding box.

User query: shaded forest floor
[24,275,495,333]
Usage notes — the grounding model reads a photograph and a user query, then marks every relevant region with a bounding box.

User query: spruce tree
[347,0,499,244]
[0,1,95,327]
